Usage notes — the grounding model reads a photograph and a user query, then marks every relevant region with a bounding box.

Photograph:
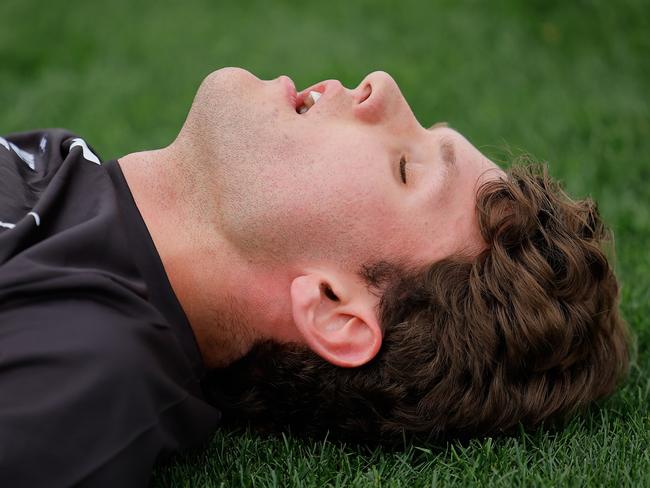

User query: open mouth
[296,89,323,114]
[294,79,371,114]
[294,80,340,114]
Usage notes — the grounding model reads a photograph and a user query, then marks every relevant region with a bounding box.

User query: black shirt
[0,129,221,487]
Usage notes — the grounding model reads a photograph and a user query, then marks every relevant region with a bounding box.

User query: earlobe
[290,273,382,368]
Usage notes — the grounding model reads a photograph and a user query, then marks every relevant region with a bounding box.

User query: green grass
[2,0,648,486]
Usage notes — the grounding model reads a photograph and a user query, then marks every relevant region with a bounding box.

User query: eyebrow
[425,123,457,193]
[439,138,456,168]
[434,137,457,201]
[427,122,457,166]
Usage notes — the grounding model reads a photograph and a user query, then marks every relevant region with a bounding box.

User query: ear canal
[320,283,339,302]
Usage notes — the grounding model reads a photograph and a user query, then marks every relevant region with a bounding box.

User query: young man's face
[187,67,503,270]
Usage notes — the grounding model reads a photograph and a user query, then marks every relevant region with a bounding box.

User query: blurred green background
[2,0,648,486]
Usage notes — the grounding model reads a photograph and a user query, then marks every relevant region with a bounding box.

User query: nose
[352,71,415,125]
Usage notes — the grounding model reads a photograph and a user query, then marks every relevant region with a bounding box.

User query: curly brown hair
[206,163,633,444]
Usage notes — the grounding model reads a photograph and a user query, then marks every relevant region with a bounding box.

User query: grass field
[2,0,648,486]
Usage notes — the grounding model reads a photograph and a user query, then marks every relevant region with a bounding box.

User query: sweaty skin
[118,68,504,368]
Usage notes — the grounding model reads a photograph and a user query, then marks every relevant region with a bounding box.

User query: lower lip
[279,75,297,108]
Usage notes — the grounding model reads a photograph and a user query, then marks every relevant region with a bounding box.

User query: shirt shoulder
[1,293,197,400]
[0,295,219,487]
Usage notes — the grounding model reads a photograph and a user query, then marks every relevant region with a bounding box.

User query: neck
[117,144,297,368]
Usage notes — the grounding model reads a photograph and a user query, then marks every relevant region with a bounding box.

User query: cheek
[320,178,411,258]
[243,126,410,254]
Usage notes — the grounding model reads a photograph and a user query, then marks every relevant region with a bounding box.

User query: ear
[290,272,382,368]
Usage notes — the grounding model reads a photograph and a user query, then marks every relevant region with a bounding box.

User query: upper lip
[279,76,344,113]
[295,79,341,113]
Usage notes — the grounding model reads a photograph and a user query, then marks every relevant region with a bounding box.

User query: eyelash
[399,156,408,184]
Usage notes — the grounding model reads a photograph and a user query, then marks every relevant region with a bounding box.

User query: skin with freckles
[118,67,504,368]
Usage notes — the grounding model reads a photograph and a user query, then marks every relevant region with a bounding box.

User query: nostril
[357,83,372,104]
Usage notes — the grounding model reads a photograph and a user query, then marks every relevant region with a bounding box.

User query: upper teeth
[298,91,321,114]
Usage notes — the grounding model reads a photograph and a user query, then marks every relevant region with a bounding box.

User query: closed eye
[399,156,408,184]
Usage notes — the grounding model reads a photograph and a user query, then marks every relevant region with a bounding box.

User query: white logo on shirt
[70,138,100,165]
[0,211,41,230]
[28,211,41,226]
[0,136,35,170]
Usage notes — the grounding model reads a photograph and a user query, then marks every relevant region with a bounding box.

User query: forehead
[415,126,504,261]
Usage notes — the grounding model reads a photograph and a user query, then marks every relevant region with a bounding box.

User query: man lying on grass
[0,68,632,486]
